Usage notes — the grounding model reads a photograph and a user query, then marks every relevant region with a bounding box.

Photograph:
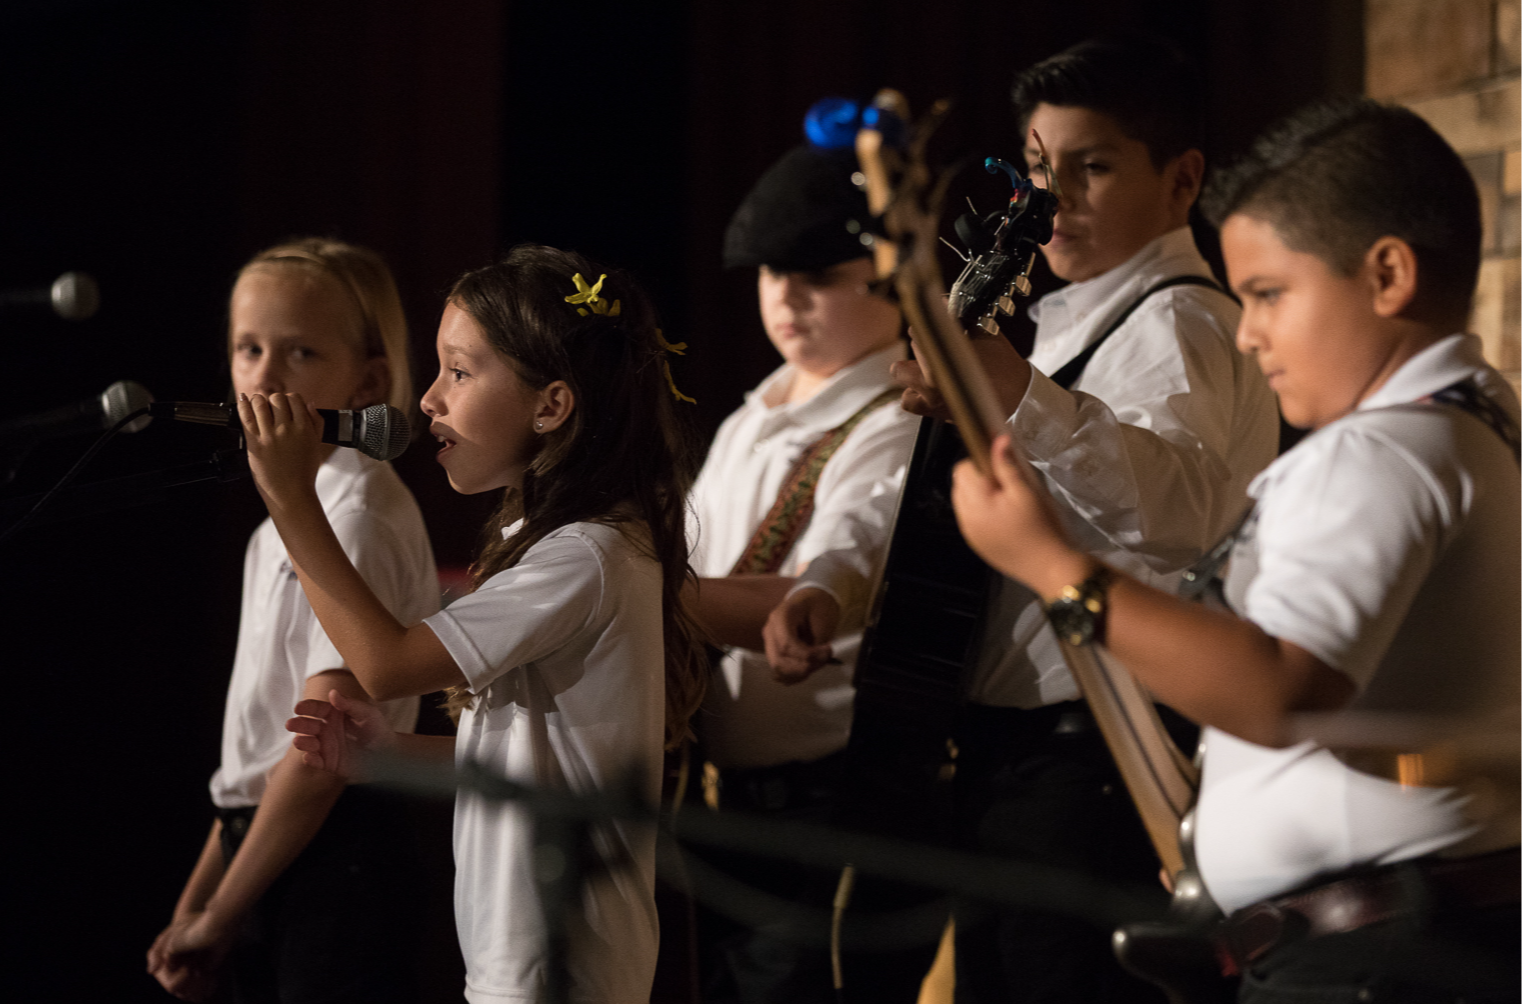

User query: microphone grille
[52,272,100,321]
[357,404,411,461]
[101,380,154,433]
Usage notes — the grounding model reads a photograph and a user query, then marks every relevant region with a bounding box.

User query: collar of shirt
[1358,332,1501,411]
[742,341,908,440]
[1027,226,1213,374]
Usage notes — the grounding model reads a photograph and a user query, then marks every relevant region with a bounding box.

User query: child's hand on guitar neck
[891,328,1034,422]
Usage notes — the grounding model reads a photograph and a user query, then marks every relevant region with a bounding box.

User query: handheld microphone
[151,401,412,462]
[0,380,154,448]
[0,272,101,321]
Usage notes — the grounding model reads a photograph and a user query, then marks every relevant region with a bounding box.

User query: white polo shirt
[425,521,665,1004]
[210,448,438,808]
[800,228,1280,708]
[688,343,920,769]
[1195,334,1520,913]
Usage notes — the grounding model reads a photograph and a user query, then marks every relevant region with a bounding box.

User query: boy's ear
[1169,148,1206,213]
[535,380,575,433]
[1364,236,1420,318]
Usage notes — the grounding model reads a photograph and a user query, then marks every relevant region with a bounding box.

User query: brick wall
[1367,0,1521,388]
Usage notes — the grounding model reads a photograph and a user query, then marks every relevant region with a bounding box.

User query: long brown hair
[443,245,706,749]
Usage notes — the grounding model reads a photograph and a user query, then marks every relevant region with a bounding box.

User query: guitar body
[835,415,995,843]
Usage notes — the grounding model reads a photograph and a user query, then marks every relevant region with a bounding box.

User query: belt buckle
[1218,902,1308,974]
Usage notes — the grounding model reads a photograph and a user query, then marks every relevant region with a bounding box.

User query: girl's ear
[1365,236,1420,319]
[535,380,575,433]
[351,356,392,410]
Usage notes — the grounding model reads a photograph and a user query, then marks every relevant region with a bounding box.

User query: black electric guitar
[835,107,1059,844]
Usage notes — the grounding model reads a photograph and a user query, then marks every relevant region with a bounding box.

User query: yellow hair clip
[657,329,696,404]
[565,272,621,316]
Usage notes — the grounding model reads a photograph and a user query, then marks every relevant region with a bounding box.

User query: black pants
[1240,902,1520,1004]
[217,785,425,1004]
[951,701,1183,1004]
[691,751,941,1004]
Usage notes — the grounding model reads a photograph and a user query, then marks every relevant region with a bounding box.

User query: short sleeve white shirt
[425,522,664,1004]
[1195,334,1521,913]
[210,448,439,808]
[688,343,920,769]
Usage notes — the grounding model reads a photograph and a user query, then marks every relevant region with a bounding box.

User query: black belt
[716,748,848,813]
[1215,846,1521,975]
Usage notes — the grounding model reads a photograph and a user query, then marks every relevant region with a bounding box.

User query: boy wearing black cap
[767,37,1280,1004]
[685,141,922,1002]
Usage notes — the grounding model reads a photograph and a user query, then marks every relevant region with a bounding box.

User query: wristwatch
[1046,565,1114,647]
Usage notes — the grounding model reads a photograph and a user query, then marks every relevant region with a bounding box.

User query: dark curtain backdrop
[0,1,1358,999]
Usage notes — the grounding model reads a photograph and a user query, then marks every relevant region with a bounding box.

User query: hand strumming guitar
[763,586,841,683]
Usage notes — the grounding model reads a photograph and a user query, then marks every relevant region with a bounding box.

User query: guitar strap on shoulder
[730,387,903,576]
[1049,275,1225,391]
[1424,378,1522,463]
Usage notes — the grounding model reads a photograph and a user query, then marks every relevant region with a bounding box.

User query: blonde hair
[234,238,413,413]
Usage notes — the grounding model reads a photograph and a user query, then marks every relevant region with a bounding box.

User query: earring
[535,420,544,431]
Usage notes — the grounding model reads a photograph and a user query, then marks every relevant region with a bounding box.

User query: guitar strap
[1426,378,1522,462]
[1048,275,1226,391]
[729,387,903,575]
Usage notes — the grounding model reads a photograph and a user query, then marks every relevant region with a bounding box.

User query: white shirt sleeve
[1014,291,1260,577]
[792,405,917,568]
[1243,424,1451,690]
[424,532,606,695]
[300,509,420,679]
[790,486,896,622]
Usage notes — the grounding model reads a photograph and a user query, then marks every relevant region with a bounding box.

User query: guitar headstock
[946,156,1060,334]
[850,90,1009,473]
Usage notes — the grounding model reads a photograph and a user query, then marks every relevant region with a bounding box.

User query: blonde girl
[148,239,437,1003]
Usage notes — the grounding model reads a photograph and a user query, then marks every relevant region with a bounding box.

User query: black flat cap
[723,145,870,272]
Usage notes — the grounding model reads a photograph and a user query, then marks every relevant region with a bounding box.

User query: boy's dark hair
[1011,34,1204,169]
[1202,98,1482,321]
[446,245,707,749]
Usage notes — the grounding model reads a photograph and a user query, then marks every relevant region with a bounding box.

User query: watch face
[1048,599,1094,647]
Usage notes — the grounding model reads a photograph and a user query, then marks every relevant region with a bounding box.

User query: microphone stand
[0,447,249,535]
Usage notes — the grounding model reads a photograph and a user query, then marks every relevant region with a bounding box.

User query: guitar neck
[854,107,1006,474]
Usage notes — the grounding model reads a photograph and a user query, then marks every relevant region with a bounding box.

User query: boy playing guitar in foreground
[953,98,1520,1004]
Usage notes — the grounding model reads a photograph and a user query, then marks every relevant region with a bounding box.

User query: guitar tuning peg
[979,314,1001,336]
[1010,276,1032,298]
[997,294,1016,315]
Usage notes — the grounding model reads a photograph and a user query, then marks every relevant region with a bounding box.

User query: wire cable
[0,406,150,546]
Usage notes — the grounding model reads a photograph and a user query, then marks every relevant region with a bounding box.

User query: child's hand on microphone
[237,391,326,513]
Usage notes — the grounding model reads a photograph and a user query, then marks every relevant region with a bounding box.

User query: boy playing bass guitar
[768,37,1279,1004]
